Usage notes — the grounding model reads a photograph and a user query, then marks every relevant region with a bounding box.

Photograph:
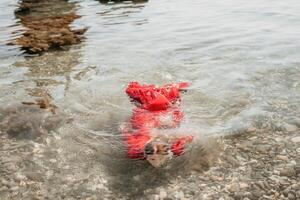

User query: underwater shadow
[96,132,220,198]
[98,0,148,4]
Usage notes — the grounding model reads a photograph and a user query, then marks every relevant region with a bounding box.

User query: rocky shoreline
[149,127,299,200]
[0,107,299,199]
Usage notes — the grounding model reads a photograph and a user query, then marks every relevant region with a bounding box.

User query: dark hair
[144,143,154,155]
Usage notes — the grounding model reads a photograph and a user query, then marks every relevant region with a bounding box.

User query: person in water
[122,82,193,167]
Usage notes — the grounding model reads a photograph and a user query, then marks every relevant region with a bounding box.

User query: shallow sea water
[0,0,300,198]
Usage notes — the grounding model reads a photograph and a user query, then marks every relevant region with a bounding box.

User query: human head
[144,141,173,167]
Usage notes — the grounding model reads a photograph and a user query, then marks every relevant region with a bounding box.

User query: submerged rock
[0,97,65,140]
[9,13,86,53]
[291,136,300,143]
[279,165,296,177]
[282,123,298,132]
[9,0,87,53]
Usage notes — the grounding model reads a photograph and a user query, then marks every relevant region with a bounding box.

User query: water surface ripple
[0,0,300,198]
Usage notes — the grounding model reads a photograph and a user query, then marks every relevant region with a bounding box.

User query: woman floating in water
[121,82,193,167]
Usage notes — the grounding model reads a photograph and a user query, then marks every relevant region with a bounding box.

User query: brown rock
[239,182,249,189]
[288,193,296,200]
[276,155,289,161]
[294,163,300,175]
[279,166,296,177]
[283,123,298,132]
[25,172,44,182]
[226,182,239,193]
[291,136,300,143]
[256,144,271,154]
[9,13,87,53]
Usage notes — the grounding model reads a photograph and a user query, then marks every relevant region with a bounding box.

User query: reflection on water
[4,0,88,98]
[97,0,148,26]
[15,0,77,17]
[98,0,148,4]
[10,0,86,53]
[0,0,23,65]
[14,48,82,97]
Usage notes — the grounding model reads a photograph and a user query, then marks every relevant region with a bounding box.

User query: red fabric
[123,128,151,159]
[171,135,193,155]
[125,82,189,111]
[123,82,192,159]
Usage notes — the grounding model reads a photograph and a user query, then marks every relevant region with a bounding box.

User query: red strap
[171,135,193,156]
[123,129,151,159]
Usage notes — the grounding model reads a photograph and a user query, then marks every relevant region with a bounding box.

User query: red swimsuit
[122,82,193,159]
